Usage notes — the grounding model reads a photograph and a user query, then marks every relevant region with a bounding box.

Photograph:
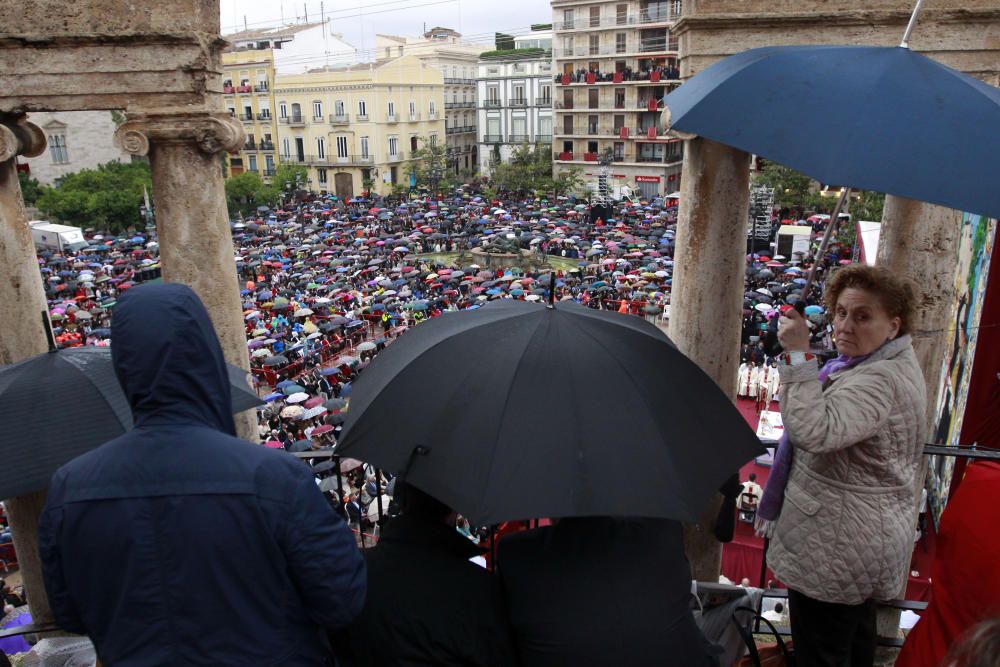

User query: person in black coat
[38,284,367,666]
[498,517,718,667]
[332,482,518,667]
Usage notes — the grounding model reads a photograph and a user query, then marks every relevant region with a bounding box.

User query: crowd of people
[555,63,681,83]
[20,185,999,667]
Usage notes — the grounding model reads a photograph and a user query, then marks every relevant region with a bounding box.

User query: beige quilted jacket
[767,335,927,605]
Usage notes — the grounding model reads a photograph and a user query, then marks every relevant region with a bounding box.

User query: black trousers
[787,588,876,667]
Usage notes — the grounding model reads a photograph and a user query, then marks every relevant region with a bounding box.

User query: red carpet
[722,399,935,600]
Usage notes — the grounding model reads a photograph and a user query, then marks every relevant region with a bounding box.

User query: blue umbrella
[263,392,285,402]
[665,45,1000,218]
[804,305,824,315]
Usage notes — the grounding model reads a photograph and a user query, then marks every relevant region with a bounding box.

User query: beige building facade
[221,49,279,180]
[376,28,491,175]
[273,55,445,198]
[19,111,131,186]
[551,0,684,198]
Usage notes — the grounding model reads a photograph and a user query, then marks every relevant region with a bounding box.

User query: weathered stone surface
[668,138,751,581]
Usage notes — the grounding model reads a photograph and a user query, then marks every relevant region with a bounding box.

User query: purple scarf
[754,352,872,537]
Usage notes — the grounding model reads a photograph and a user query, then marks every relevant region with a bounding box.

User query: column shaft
[668,137,751,581]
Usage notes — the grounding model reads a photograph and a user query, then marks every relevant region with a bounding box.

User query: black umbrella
[337,299,763,526]
[290,439,313,452]
[0,347,264,499]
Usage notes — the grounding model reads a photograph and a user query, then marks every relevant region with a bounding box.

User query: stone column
[873,196,962,652]
[0,113,55,624]
[115,110,256,441]
[667,136,752,581]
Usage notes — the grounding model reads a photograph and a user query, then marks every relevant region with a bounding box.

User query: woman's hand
[778,307,811,353]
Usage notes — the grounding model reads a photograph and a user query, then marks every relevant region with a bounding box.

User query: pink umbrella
[263,440,284,449]
[303,396,325,409]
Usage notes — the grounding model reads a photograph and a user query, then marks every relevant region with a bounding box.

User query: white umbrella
[252,348,271,358]
[286,392,310,404]
[294,308,314,317]
[280,405,305,419]
[754,303,774,313]
[300,406,328,420]
[357,341,377,352]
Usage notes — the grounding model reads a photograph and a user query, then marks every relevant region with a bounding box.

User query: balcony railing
[254,84,269,93]
[386,151,406,162]
[357,113,369,121]
[510,98,527,106]
[583,152,598,161]
[236,85,253,93]
[446,126,460,135]
[462,126,475,133]
[537,134,552,143]
[553,9,682,32]
[223,85,235,94]
[409,113,420,121]
[313,115,324,123]
[509,134,529,143]
[279,115,305,125]
[260,142,275,151]
[332,154,374,165]
[445,101,461,109]
[239,113,254,122]
[428,110,438,119]
[443,77,475,85]
[243,142,256,151]
[263,168,276,176]
[483,134,503,143]
[386,113,399,122]
[330,114,350,124]
[256,112,272,121]
[557,151,574,161]
[483,100,501,108]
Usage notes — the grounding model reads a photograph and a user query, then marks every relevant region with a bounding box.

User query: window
[49,134,69,164]
[539,116,552,137]
[248,155,258,171]
[227,106,236,117]
[616,33,627,53]
[388,135,399,157]
[281,137,290,158]
[388,101,396,118]
[429,100,436,114]
[613,141,625,160]
[360,136,370,158]
[540,84,551,104]
[614,114,626,130]
[279,102,288,118]
[562,36,574,54]
[587,114,599,134]
[513,84,525,104]
[511,116,527,140]
[313,101,323,119]
[671,0,682,17]
[486,86,499,105]
[318,168,328,185]
[588,88,599,109]
[334,100,345,116]
[590,6,600,27]
[265,154,275,172]
[430,133,437,147]
[614,88,626,109]
[291,103,302,121]
[409,101,416,118]
[589,34,600,55]
[358,99,368,118]
[336,136,348,158]
[317,138,325,159]
[562,8,574,29]
[616,3,628,24]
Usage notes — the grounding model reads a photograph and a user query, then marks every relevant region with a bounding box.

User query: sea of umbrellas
[37,188,846,461]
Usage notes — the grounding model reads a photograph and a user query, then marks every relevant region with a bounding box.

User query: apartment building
[376,28,491,175]
[225,20,357,76]
[476,31,554,175]
[551,0,684,198]
[273,55,445,198]
[221,49,279,180]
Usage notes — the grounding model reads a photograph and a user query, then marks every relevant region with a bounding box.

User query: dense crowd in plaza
[12,185,997,667]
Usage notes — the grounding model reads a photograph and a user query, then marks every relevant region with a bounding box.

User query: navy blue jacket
[39,283,366,666]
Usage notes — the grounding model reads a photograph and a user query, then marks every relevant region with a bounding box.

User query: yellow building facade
[221,49,280,180]
[273,55,445,198]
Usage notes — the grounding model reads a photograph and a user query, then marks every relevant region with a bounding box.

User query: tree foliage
[224,163,310,217]
[752,160,830,212]
[489,143,585,199]
[409,138,457,192]
[36,160,152,234]
[18,171,42,205]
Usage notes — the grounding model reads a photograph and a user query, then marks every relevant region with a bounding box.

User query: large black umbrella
[0,347,264,499]
[337,299,763,526]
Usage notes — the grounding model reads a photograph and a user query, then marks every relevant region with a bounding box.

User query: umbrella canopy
[337,300,762,525]
[665,45,1000,218]
[0,347,263,499]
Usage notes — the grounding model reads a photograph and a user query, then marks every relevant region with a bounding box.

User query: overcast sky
[218,0,552,58]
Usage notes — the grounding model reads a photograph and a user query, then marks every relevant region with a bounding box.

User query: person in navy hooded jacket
[39,283,366,666]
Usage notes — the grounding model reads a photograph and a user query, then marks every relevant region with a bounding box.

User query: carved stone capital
[114,111,244,157]
[0,114,46,162]
[661,105,698,142]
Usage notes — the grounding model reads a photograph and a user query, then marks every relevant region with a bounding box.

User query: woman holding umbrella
[762,265,927,666]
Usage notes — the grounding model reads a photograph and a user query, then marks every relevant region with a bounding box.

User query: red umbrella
[312,424,334,435]
[303,397,324,409]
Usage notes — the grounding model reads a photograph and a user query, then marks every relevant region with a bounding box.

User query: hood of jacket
[111,283,236,435]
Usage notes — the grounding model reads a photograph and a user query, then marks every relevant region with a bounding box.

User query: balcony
[243,142,256,151]
[482,100,501,108]
[509,134,529,143]
[279,115,306,126]
[539,97,552,107]
[557,151,574,161]
[357,113,369,121]
[236,85,253,93]
[386,151,404,162]
[386,113,399,122]
[223,85,235,95]
[446,126,460,135]
[445,102,461,109]
[333,154,374,165]
[254,84,269,93]
[313,115,324,123]
[409,113,420,122]
[443,77,474,85]
[330,113,350,124]
[260,142,275,151]
[263,168,276,177]
[537,134,552,143]
[553,9,682,32]
[483,134,503,143]
[239,113,254,122]
[428,110,438,119]
[583,152,599,161]
[256,112,273,121]
[462,125,475,133]
[510,98,527,106]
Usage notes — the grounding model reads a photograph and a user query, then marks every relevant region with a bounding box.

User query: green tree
[409,138,455,192]
[551,166,586,199]
[852,190,885,223]
[490,142,555,195]
[36,160,152,234]
[225,171,268,216]
[753,160,829,212]
[18,171,42,205]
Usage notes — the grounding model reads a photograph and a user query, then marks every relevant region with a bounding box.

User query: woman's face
[833,287,901,357]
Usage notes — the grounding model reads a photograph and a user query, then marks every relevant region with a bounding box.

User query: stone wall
[21,111,131,185]
[675,1,1000,84]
